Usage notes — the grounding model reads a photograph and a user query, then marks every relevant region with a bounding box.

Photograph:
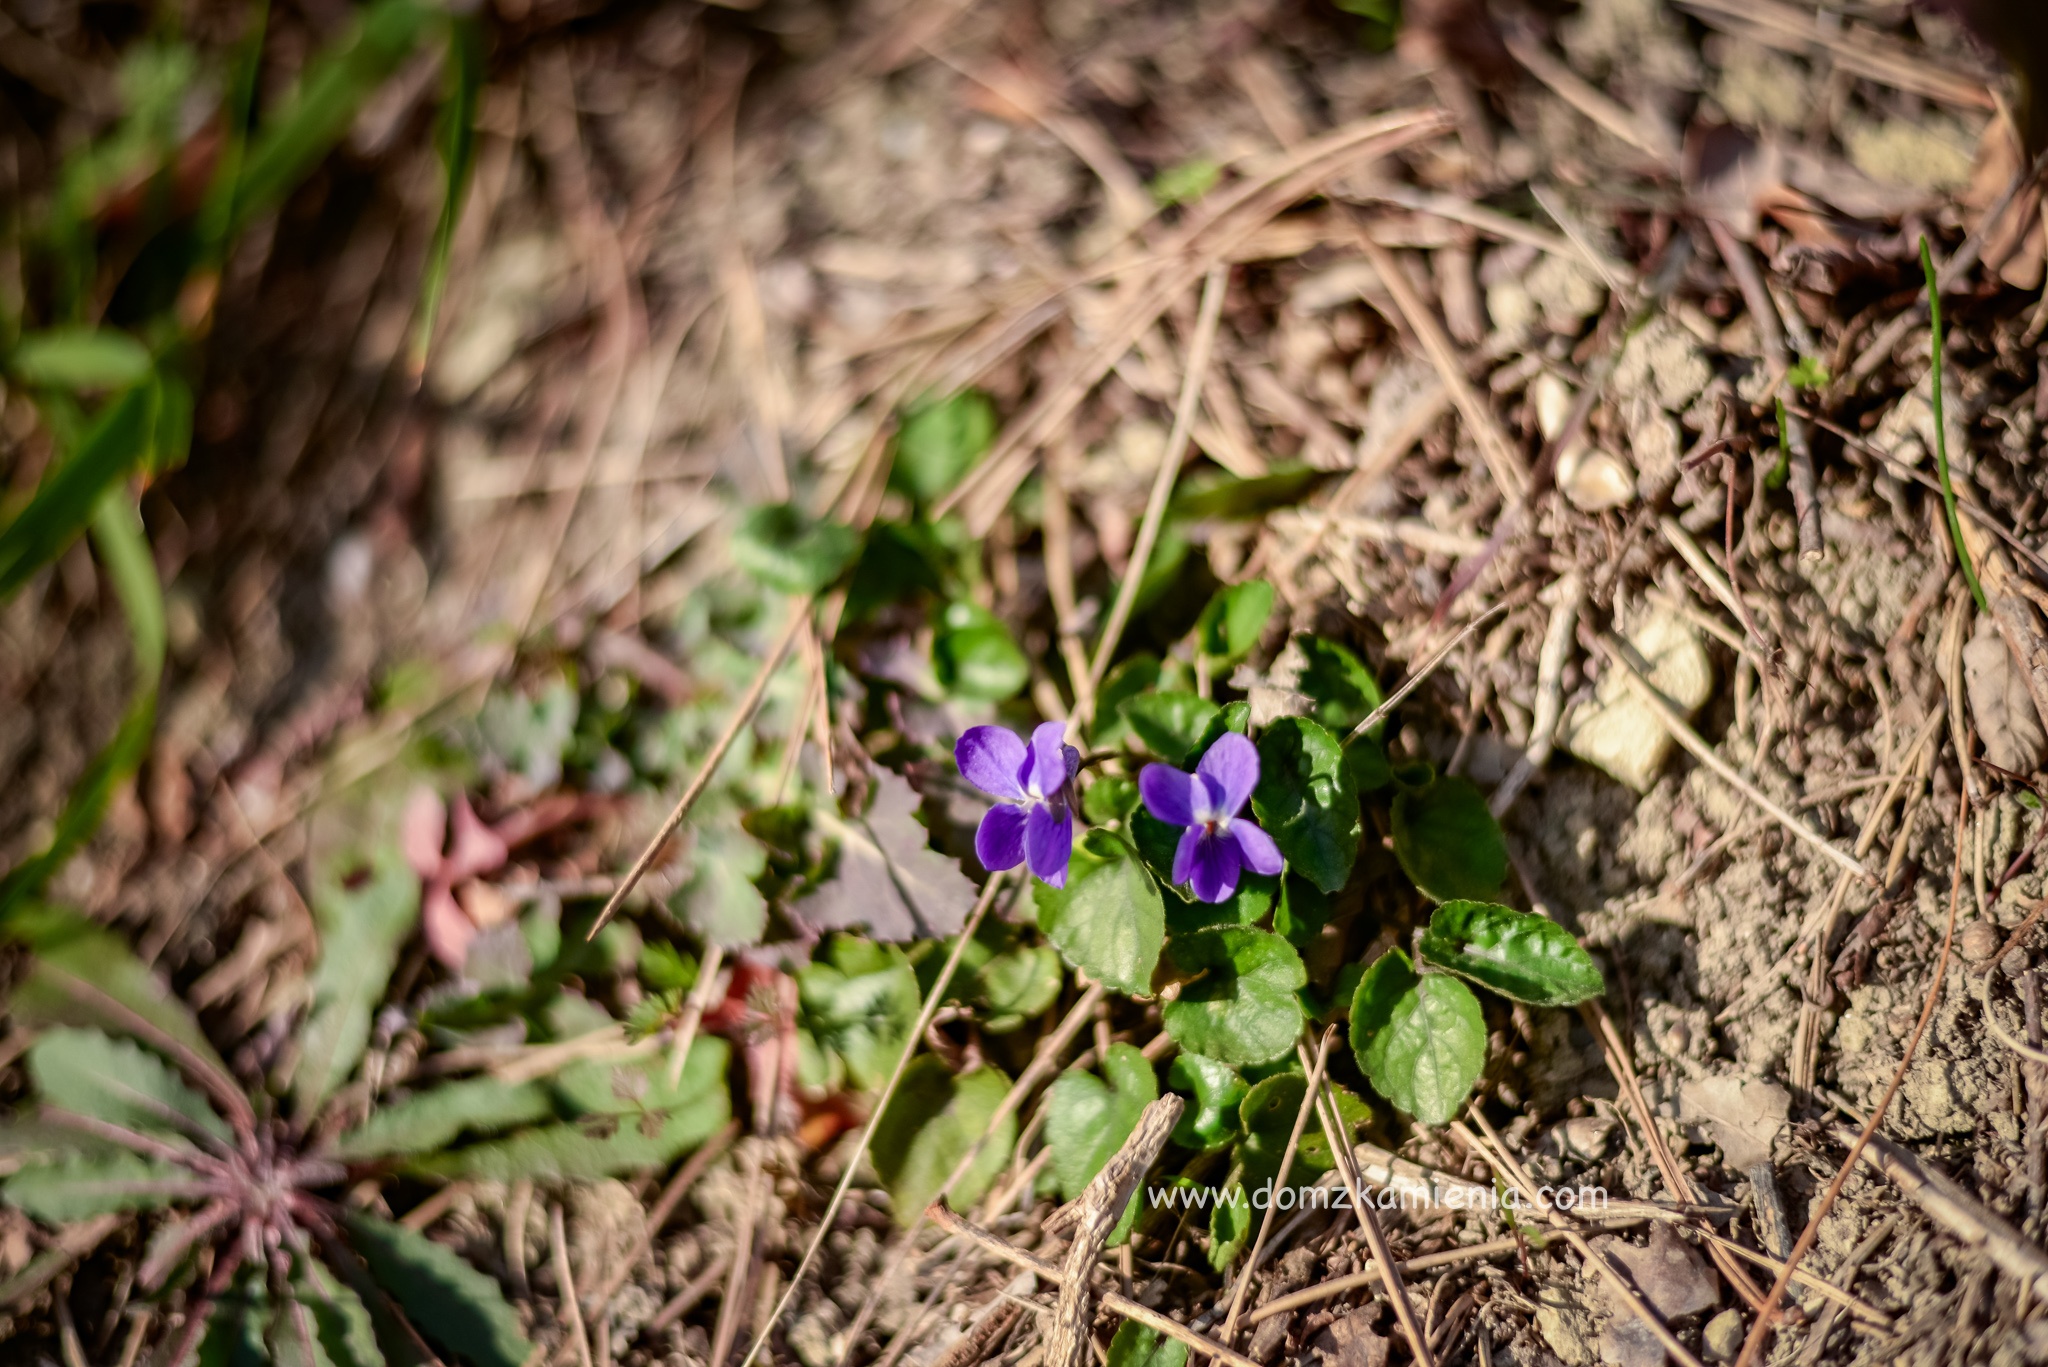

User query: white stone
[1561,610,1714,791]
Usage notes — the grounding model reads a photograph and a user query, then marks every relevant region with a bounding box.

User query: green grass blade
[0,492,165,912]
[1921,235,1986,613]
[195,0,272,267]
[409,14,484,375]
[0,382,158,597]
[233,0,437,226]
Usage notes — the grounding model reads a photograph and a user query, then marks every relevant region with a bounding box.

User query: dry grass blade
[1219,1029,1334,1346]
[1592,632,1875,883]
[734,874,1005,1367]
[1734,791,1969,1367]
[928,1204,1262,1367]
[1077,265,1230,727]
[1309,1073,1437,1367]
[589,605,808,937]
[1351,228,1527,499]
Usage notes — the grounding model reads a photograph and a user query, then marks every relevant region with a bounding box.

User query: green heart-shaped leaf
[1250,717,1360,894]
[1046,1043,1157,1245]
[1035,831,1165,995]
[1348,949,1484,1126]
[1391,775,1507,903]
[1418,901,1605,1007]
[869,1058,1017,1225]
[731,503,862,595]
[1295,636,1383,733]
[1196,580,1275,664]
[1082,774,1141,825]
[1160,928,1306,1066]
[1123,691,1219,761]
[932,601,1029,701]
[1092,655,1162,748]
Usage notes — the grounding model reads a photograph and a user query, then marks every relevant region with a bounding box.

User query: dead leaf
[1965,612,2048,773]
[1678,1074,1789,1171]
[1310,1312,1391,1367]
[1965,117,2045,289]
[796,768,977,941]
[1594,1224,1720,1322]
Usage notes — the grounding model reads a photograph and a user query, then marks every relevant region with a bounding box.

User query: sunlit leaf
[1349,949,1484,1126]
[1195,580,1274,664]
[294,838,421,1117]
[4,1153,206,1222]
[932,601,1029,701]
[1417,901,1604,1007]
[29,1028,229,1144]
[731,503,861,596]
[892,392,996,503]
[1159,929,1306,1066]
[8,328,151,390]
[1035,831,1165,995]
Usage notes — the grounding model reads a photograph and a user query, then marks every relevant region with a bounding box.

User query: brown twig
[927,1204,1262,1367]
[1047,1095,1185,1367]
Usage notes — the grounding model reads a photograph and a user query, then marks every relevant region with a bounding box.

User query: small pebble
[1960,921,2002,963]
[1703,1308,1744,1362]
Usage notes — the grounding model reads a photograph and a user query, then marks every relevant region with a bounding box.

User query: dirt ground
[9,0,2048,1364]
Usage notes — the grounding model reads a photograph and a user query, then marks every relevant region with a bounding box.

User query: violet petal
[1172,824,1203,886]
[1026,721,1070,798]
[1189,832,1244,903]
[1140,764,1198,827]
[1196,731,1261,816]
[957,726,1029,801]
[975,802,1029,872]
[1230,819,1284,876]
[1026,802,1074,889]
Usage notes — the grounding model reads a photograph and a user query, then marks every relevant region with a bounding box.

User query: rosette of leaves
[1,874,729,1364]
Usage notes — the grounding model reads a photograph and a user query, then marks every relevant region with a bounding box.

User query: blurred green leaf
[1168,464,1327,522]
[1391,776,1507,903]
[1195,580,1274,664]
[1349,949,1484,1126]
[29,1028,229,1145]
[844,522,946,623]
[411,15,484,372]
[8,328,151,390]
[341,1211,534,1367]
[1159,928,1306,1067]
[292,1261,382,1367]
[800,937,920,1090]
[478,675,578,791]
[1109,1320,1189,1367]
[932,601,1029,701]
[870,1057,1016,1225]
[293,839,421,1118]
[1122,691,1218,761]
[235,0,440,224]
[0,494,166,912]
[1250,718,1359,894]
[639,942,698,994]
[1091,655,1162,747]
[3,1153,207,1222]
[1417,901,1604,1007]
[731,503,862,596]
[1035,831,1165,995]
[1148,159,1220,208]
[892,392,996,503]
[330,1077,554,1162]
[672,820,769,948]
[1295,637,1383,734]
[0,383,157,599]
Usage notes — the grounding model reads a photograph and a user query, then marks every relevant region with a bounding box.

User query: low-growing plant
[1,834,728,1366]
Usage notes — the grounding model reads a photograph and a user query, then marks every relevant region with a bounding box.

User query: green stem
[1921,236,1986,613]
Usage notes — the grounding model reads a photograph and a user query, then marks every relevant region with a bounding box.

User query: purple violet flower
[1139,731,1284,903]
[956,721,1081,888]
